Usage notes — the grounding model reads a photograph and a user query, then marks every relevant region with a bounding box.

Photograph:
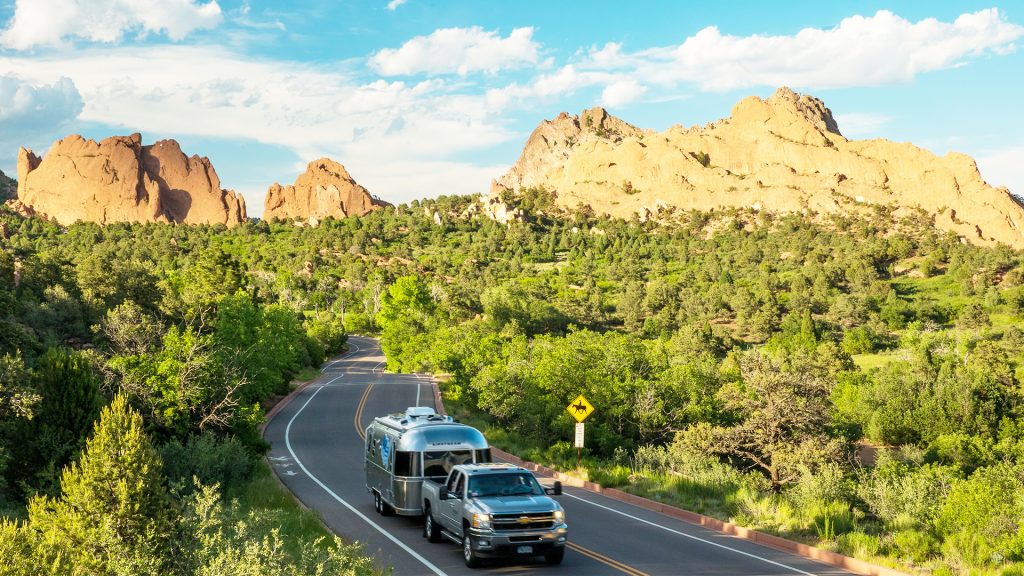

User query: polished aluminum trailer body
[364,407,490,516]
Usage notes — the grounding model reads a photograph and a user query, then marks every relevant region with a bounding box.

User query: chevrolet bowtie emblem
[518,516,530,524]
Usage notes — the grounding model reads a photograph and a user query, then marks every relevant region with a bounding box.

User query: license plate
[516,545,533,554]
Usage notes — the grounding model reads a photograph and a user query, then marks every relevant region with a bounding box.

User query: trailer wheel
[373,492,393,516]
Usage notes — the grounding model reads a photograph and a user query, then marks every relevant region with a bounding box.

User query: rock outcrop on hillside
[492,87,1024,247]
[0,169,15,201]
[263,158,388,224]
[17,133,247,226]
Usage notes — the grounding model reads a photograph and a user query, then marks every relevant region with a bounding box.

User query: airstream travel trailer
[364,406,491,516]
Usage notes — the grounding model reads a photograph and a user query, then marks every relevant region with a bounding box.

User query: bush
[890,529,938,564]
[788,463,852,514]
[857,454,957,530]
[837,531,882,558]
[160,433,259,496]
[842,326,878,355]
[926,433,994,474]
[937,464,1024,567]
[305,313,348,355]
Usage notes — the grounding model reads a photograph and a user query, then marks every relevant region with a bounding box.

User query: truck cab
[421,463,568,567]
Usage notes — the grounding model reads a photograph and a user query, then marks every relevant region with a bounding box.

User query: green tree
[0,353,38,497]
[689,352,843,488]
[376,275,435,330]
[110,326,249,439]
[28,395,175,575]
[7,347,103,498]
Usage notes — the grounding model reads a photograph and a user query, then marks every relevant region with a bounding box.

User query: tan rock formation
[263,158,388,223]
[492,87,1024,247]
[17,133,246,226]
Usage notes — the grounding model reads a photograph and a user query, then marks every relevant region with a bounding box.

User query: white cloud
[0,0,223,50]
[833,113,893,137]
[386,0,408,11]
[0,45,515,207]
[370,26,541,76]
[580,9,1024,92]
[0,74,83,161]
[600,79,646,107]
[485,65,618,111]
[977,146,1024,197]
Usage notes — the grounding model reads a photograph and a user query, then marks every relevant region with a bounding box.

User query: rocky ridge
[16,134,247,226]
[491,87,1024,247]
[0,169,15,201]
[263,158,388,224]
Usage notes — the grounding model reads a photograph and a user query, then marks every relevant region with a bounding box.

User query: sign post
[566,394,595,469]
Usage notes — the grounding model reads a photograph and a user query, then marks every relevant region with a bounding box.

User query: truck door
[441,470,463,530]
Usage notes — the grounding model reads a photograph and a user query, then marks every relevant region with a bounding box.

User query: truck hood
[473,495,560,515]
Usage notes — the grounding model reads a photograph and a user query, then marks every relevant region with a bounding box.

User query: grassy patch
[291,366,322,383]
[233,462,333,547]
[851,352,901,371]
[234,462,385,573]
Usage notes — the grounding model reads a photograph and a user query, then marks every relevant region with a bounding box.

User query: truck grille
[491,512,555,530]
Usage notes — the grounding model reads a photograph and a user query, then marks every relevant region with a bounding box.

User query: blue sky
[0,1,1021,216]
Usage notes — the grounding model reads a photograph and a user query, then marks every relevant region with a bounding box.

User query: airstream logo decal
[380,436,391,464]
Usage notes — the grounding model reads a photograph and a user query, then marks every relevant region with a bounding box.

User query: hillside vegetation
[0,189,1021,574]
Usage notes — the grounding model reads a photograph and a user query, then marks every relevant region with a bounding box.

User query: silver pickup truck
[421,463,568,567]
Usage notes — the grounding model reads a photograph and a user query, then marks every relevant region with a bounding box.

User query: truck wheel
[463,533,482,568]
[423,507,442,543]
[373,492,393,516]
[545,547,565,565]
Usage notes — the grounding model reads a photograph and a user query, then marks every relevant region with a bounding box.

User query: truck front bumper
[466,524,568,558]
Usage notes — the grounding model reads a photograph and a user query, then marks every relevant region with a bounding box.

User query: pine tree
[28,395,175,575]
[9,347,102,496]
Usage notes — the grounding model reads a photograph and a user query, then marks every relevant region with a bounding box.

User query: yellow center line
[567,541,650,576]
[354,383,374,441]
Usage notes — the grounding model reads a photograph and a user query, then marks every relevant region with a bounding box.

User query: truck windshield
[467,473,544,497]
[423,450,473,477]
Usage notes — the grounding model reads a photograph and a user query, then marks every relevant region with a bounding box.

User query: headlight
[553,510,564,524]
[472,513,492,530]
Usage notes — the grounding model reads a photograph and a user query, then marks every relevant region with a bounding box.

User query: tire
[373,492,393,516]
[545,547,565,565]
[463,533,482,568]
[423,507,442,542]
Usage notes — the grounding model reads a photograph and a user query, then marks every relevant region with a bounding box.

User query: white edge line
[322,341,363,372]
[563,492,819,576]
[284,385,448,576]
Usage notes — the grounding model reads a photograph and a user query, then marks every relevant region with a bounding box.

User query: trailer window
[423,450,473,477]
[473,449,492,463]
[393,451,421,477]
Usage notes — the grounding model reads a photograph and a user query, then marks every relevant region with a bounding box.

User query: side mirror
[546,481,562,496]
[439,486,449,501]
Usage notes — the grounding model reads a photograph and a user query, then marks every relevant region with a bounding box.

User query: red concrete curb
[432,383,910,576]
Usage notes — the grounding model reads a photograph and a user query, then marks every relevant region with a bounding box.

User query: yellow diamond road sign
[566,394,594,423]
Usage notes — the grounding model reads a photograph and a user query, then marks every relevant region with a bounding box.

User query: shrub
[891,529,939,564]
[937,464,1024,566]
[305,313,348,355]
[837,531,882,558]
[160,433,259,496]
[925,433,995,474]
[857,455,957,530]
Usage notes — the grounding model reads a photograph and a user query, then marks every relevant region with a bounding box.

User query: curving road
[264,336,854,575]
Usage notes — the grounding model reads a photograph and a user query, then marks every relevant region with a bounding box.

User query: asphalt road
[264,336,855,576]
